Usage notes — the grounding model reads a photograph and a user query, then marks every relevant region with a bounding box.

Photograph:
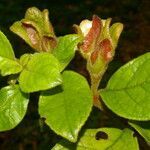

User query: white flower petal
[79,19,92,36]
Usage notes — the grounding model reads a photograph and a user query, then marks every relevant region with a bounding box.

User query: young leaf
[24,7,55,37]
[10,7,56,52]
[129,121,150,144]
[100,53,150,120]
[53,34,81,71]
[52,128,139,150]
[19,53,62,93]
[39,71,92,142]
[10,21,34,50]
[0,30,22,76]
[0,85,29,131]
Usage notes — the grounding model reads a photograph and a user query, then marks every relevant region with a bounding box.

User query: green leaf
[53,34,81,71]
[19,53,62,93]
[100,53,150,120]
[19,53,32,67]
[24,7,55,37]
[10,21,33,49]
[0,85,29,131]
[39,71,92,142]
[52,128,139,150]
[0,30,22,76]
[129,121,150,144]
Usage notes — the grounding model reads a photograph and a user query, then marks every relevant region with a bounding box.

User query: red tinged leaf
[22,23,40,49]
[93,94,101,108]
[90,50,99,64]
[81,15,102,53]
[42,36,57,52]
[99,39,112,61]
[22,23,57,52]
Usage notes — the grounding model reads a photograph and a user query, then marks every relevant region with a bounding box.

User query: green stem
[90,73,103,109]
[89,65,108,111]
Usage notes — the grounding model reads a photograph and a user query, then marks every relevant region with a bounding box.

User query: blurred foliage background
[0,0,149,150]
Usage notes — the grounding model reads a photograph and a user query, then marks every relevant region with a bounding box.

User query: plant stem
[90,73,103,110]
[89,66,108,111]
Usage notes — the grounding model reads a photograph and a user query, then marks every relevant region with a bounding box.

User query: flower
[79,20,92,37]
[75,15,123,74]
[76,15,123,60]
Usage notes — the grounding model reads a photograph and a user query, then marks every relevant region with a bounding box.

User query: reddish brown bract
[81,15,102,53]
[99,39,112,61]
[90,50,99,64]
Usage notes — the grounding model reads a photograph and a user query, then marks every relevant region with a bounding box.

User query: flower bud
[75,15,123,75]
[10,7,57,52]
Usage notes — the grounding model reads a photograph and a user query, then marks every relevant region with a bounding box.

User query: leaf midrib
[0,90,18,111]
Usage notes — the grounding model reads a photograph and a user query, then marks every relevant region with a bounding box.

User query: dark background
[0,0,149,149]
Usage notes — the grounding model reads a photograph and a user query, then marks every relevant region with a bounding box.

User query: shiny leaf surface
[100,53,150,120]
[19,53,62,93]
[0,85,29,131]
[0,30,22,76]
[39,71,92,142]
[53,34,81,71]
[52,128,139,150]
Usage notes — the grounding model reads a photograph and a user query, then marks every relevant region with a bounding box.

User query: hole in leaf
[95,131,108,140]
